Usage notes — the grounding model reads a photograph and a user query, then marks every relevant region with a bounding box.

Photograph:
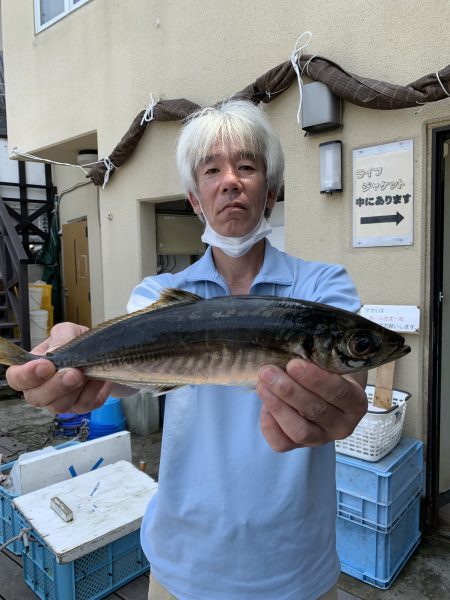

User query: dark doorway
[426,125,450,535]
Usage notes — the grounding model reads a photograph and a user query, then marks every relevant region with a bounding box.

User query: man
[7,100,367,600]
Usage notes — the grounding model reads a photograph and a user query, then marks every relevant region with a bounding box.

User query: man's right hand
[6,322,112,414]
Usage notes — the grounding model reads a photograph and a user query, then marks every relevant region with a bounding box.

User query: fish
[0,288,410,393]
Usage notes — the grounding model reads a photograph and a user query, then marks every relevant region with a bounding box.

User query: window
[34,0,92,32]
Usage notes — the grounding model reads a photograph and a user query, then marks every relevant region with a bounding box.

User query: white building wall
[52,163,104,326]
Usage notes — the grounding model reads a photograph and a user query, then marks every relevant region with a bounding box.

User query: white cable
[0,527,32,553]
[436,70,450,97]
[11,146,118,188]
[140,92,158,125]
[10,147,92,175]
[102,157,117,188]
[413,70,449,115]
[301,53,319,78]
[289,31,313,124]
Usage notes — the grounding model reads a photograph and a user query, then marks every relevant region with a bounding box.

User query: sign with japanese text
[359,304,420,334]
[353,140,413,247]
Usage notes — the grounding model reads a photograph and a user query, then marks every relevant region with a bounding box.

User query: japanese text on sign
[353,140,414,247]
[359,304,420,334]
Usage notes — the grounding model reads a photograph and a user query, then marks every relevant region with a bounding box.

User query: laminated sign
[359,304,420,334]
[353,140,414,248]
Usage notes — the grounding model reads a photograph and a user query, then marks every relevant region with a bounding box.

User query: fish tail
[0,337,32,366]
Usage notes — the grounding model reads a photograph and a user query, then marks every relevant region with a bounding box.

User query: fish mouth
[386,343,411,363]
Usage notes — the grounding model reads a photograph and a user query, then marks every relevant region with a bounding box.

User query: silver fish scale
[84,341,294,388]
[51,297,309,369]
[45,294,410,378]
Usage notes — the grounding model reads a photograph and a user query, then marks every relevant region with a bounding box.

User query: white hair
[176,99,285,199]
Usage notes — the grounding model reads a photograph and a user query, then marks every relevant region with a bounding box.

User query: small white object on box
[335,385,410,462]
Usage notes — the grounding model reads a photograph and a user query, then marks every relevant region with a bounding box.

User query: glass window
[35,0,91,32]
[39,0,65,25]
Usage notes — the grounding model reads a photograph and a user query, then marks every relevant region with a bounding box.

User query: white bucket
[30,309,48,348]
[29,285,44,310]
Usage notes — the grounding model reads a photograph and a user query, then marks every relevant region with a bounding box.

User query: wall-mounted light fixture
[77,149,98,166]
[319,140,342,194]
[302,82,342,134]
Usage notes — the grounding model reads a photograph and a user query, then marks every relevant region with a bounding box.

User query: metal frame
[0,161,56,350]
[0,164,55,258]
[34,0,92,33]
[425,124,450,533]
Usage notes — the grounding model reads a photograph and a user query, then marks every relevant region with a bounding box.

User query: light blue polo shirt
[128,241,360,600]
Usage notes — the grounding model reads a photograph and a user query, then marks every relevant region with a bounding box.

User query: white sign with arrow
[352,139,414,248]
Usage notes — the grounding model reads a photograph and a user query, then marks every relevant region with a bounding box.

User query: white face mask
[200,205,272,258]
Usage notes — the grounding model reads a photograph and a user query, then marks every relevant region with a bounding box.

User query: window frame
[34,0,92,33]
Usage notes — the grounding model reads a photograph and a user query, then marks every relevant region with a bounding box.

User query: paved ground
[1,396,449,599]
[338,535,450,599]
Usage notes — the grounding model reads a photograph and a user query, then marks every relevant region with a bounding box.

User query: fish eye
[347,331,375,356]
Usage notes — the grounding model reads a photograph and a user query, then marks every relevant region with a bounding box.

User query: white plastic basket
[335,385,411,462]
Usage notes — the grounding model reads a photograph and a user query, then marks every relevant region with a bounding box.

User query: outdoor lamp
[77,149,98,166]
[319,140,342,194]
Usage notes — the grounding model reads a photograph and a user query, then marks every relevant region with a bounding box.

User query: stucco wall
[52,163,104,326]
[0,0,3,50]
[2,0,450,440]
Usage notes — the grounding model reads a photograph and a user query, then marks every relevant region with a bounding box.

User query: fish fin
[47,288,203,357]
[0,337,32,366]
[138,382,183,396]
[104,379,182,396]
[154,288,203,307]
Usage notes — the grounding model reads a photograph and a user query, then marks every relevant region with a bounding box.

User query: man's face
[188,144,276,238]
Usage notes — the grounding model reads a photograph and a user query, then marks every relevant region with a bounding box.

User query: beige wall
[2,0,450,439]
[52,160,104,326]
[0,0,3,50]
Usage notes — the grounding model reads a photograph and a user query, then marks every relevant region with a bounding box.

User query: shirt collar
[185,245,220,284]
[186,240,294,287]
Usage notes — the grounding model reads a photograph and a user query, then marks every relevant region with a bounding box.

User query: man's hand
[256,359,368,452]
[6,322,112,414]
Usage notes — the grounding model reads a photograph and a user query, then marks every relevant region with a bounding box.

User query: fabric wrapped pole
[88,99,201,184]
[298,55,450,110]
[231,60,298,104]
[88,56,450,186]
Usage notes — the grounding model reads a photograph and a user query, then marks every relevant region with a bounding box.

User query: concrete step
[0,321,17,328]
[0,337,21,344]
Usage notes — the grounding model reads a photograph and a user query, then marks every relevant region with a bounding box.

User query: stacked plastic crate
[0,461,23,555]
[336,437,424,589]
[15,510,149,600]
[12,459,157,600]
[0,442,81,555]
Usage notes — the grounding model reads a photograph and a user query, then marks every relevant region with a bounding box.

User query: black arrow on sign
[360,212,404,226]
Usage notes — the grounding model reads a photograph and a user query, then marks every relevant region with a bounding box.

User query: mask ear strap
[196,198,209,226]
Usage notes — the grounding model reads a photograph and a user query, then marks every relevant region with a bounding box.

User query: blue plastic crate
[0,441,80,555]
[22,527,149,600]
[336,437,423,531]
[337,493,421,589]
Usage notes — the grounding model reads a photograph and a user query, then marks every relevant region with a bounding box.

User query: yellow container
[28,283,54,333]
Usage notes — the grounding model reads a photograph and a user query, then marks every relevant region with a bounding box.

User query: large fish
[0,288,410,392]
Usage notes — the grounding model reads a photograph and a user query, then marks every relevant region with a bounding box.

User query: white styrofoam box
[14,460,158,563]
[11,431,132,495]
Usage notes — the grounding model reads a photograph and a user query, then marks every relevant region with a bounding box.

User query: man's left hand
[256,359,368,452]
